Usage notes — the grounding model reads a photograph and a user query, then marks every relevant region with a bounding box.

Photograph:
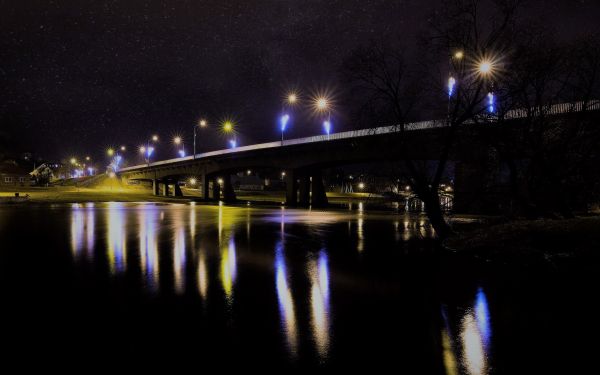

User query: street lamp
[173,136,185,157]
[142,135,158,166]
[280,113,290,144]
[222,119,237,148]
[193,118,208,159]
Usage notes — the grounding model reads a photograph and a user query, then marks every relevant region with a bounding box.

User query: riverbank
[444,216,600,268]
[0,185,386,205]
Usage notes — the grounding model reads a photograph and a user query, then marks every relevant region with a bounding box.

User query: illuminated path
[119,101,599,209]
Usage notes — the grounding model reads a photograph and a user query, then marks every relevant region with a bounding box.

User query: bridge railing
[120,100,599,172]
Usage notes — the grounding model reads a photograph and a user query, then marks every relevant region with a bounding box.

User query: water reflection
[308,250,331,360]
[138,207,160,292]
[106,203,127,274]
[220,237,237,302]
[197,250,208,301]
[441,288,492,375]
[275,240,298,357]
[70,204,95,260]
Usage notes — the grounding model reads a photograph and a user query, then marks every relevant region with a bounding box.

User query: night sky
[1,0,598,163]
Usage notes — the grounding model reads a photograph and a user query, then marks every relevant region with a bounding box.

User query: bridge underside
[118,112,600,213]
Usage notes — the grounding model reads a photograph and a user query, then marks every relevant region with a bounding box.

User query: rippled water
[0,202,596,371]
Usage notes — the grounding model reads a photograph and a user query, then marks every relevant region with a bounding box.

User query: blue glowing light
[323,120,331,135]
[448,76,456,97]
[88,167,94,175]
[178,150,186,157]
[229,139,237,148]
[280,114,290,132]
[147,147,154,157]
[487,92,495,113]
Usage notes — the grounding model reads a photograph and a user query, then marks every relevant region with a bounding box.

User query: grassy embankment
[445,216,600,267]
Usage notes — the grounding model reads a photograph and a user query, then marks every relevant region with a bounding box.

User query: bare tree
[342,0,520,239]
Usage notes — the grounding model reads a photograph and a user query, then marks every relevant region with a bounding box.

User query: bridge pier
[298,173,310,207]
[222,175,236,202]
[285,171,298,206]
[201,175,210,200]
[162,182,170,196]
[211,178,221,200]
[153,179,160,196]
[311,170,328,207]
[174,183,183,197]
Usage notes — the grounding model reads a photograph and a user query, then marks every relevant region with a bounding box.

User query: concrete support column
[152,179,160,196]
[311,170,328,207]
[298,173,311,207]
[174,183,183,197]
[211,178,221,200]
[222,174,236,202]
[162,182,170,196]
[285,171,298,206]
[201,175,210,200]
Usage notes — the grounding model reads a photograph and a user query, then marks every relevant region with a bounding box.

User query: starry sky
[1,0,598,162]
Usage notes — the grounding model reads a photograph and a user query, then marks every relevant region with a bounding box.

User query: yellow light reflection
[107,202,127,274]
[197,251,208,301]
[173,226,186,295]
[138,208,160,292]
[220,238,237,302]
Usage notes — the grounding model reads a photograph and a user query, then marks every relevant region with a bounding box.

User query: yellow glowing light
[139,146,146,154]
[107,148,114,156]
[189,178,197,185]
[174,136,182,145]
[120,145,126,151]
[199,119,207,127]
[152,135,159,142]
[454,51,464,59]
[287,93,298,104]
[70,158,77,165]
[85,156,90,161]
[222,121,234,133]
[358,182,365,189]
[217,178,224,185]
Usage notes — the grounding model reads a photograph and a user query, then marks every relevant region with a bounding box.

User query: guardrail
[120,100,599,172]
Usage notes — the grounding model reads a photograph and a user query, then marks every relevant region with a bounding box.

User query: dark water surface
[0,203,596,371]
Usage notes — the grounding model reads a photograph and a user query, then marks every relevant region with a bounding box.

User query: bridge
[119,101,599,210]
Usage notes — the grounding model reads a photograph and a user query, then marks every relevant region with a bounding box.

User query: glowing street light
[454,51,464,60]
[358,182,365,190]
[315,97,329,112]
[85,156,90,161]
[152,135,159,142]
[189,178,197,186]
[223,120,234,133]
[448,76,456,97]
[229,139,237,148]
[199,119,207,128]
[279,113,290,144]
[120,145,126,151]
[323,120,332,136]
[174,136,182,145]
[477,60,494,76]
[107,148,114,157]
[287,92,298,105]
[487,92,495,113]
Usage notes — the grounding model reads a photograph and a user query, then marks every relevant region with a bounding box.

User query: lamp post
[194,118,208,159]
[141,135,158,167]
[315,96,332,138]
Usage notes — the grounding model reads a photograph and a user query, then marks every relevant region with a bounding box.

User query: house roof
[0,160,30,175]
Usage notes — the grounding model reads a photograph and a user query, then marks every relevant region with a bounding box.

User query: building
[0,160,31,187]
